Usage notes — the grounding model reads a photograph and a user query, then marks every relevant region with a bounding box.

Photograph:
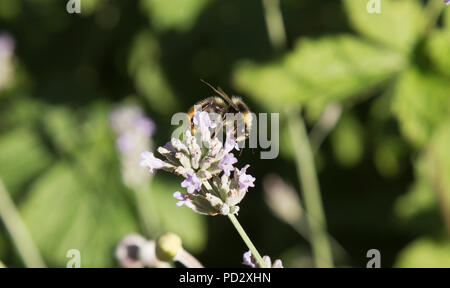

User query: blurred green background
[1,0,450,268]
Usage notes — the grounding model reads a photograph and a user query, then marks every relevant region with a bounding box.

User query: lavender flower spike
[140,108,254,216]
[445,0,450,5]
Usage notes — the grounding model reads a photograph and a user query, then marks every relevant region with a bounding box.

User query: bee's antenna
[200,79,238,110]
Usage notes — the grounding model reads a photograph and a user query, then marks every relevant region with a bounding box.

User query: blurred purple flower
[110,105,155,138]
[116,134,133,154]
[0,34,14,58]
[0,33,15,90]
[135,117,156,138]
[445,0,450,5]
[110,104,156,187]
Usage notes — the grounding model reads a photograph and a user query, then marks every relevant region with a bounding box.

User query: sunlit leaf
[140,0,210,31]
[344,0,426,52]
[128,31,178,114]
[395,237,450,268]
[151,177,207,253]
[41,106,79,155]
[234,35,405,113]
[426,29,450,78]
[392,69,450,148]
[374,136,404,178]
[20,161,138,267]
[330,113,364,167]
[0,127,52,194]
[395,120,450,231]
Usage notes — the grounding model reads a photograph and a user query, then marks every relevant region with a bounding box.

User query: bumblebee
[188,80,252,142]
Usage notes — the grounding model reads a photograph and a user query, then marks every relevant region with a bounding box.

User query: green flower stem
[292,215,349,261]
[227,214,267,268]
[262,0,287,51]
[287,109,334,268]
[201,180,266,267]
[0,179,46,268]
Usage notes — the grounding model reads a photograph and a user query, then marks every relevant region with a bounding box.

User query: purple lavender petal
[219,153,238,176]
[242,250,256,268]
[181,173,202,194]
[173,191,196,209]
[224,132,239,153]
[193,111,216,136]
[238,165,256,191]
[140,151,164,174]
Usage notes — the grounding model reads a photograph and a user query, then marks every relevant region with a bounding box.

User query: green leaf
[394,120,450,231]
[395,237,450,268]
[128,31,178,114]
[41,106,79,155]
[151,177,207,253]
[444,5,450,29]
[392,69,450,148]
[330,113,364,167]
[20,161,138,267]
[234,35,405,113]
[18,105,138,267]
[0,0,21,20]
[374,136,404,178]
[426,29,450,78]
[0,127,52,194]
[343,0,426,53]
[395,177,436,222]
[140,0,210,32]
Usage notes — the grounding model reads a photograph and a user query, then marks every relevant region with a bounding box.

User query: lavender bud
[155,232,182,262]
